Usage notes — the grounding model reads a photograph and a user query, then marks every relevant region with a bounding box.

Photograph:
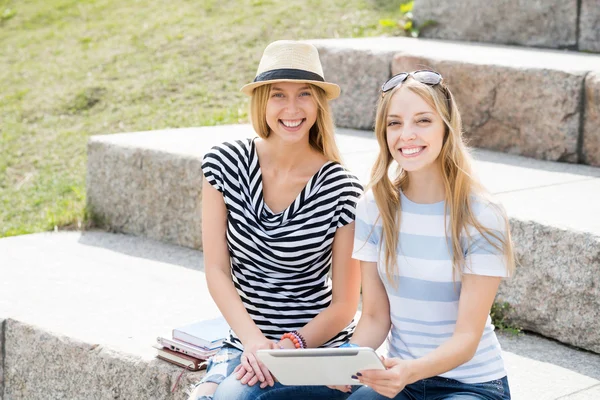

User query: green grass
[491,301,523,336]
[0,0,402,238]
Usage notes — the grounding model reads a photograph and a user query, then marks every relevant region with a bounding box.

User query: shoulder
[202,140,252,189]
[203,139,251,162]
[202,140,253,177]
[470,194,508,231]
[360,188,376,204]
[322,163,363,193]
[355,189,379,219]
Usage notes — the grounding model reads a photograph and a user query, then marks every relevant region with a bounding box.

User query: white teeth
[401,147,423,155]
[281,119,302,128]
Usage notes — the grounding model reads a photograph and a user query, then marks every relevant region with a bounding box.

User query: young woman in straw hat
[188,40,362,400]
[330,71,514,399]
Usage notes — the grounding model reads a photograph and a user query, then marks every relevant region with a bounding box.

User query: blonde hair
[369,78,515,284]
[249,83,342,163]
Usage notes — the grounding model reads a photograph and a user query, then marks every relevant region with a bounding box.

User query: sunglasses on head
[381,70,443,93]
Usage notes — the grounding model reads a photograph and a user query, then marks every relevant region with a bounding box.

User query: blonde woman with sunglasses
[333,71,515,400]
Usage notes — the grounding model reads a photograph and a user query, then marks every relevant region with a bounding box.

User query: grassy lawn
[0,0,403,238]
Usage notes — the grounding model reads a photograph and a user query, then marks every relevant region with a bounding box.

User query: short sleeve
[336,172,364,228]
[201,146,226,193]
[352,191,380,262]
[463,202,510,277]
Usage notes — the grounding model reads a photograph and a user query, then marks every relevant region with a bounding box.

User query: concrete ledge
[391,57,581,162]
[578,0,600,53]
[86,125,600,352]
[0,232,215,399]
[497,331,600,399]
[412,0,578,49]
[584,73,600,167]
[410,0,600,55]
[311,37,600,163]
[562,386,600,399]
[475,151,600,353]
[317,46,393,130]
[87,140,204,250]
[1,232,599,399]
[498,220,600,353]
[4,319,202,400]
[87,125,254,250]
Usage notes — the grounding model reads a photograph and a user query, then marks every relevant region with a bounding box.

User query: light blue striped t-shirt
[353,189,510,384]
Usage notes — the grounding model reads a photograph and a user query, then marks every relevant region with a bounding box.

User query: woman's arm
[356,274,501,397]
[404,274,501,382]
[327,260,390,394]
[348,261,391,349]
[283,222,361,348]
[203,176,264,344]
[202,177,275,387]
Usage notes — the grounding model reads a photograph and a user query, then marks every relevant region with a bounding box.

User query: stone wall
[584,73,600,166]
[87,142,205,250]
[3,319,202,400]
[313,37,600,165]
[413,0,600,53]
[317,46,393,130]
[498,221,600,353]
[580,0,600,53]
[392,55,584,162]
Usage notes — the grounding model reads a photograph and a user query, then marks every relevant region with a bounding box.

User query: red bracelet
[281,332,305,349]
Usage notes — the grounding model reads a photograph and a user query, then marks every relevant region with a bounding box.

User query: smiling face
[385,85,446,174]
[265,82,318,145]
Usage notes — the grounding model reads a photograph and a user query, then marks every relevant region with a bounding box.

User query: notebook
[153,344,208,371]
[156,336,219,360]
[172,316,229,350]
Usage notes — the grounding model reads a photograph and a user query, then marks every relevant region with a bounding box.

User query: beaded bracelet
[292,330,307,348]
[281,331,306,349]
[281,332,301,348]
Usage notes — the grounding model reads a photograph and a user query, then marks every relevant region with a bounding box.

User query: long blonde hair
[369,78,515,283]
[249,83,342,163]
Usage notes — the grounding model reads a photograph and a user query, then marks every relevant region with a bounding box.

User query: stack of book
[155,316,229,371]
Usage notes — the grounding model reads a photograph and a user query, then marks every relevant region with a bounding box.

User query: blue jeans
[347,376,510,400]
[193,344,350,400]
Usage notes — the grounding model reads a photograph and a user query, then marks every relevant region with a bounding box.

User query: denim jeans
[347,376,510,400]
[192,344,351,400]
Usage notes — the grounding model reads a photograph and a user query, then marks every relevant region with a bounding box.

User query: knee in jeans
[213,374,264,400]
[187,382,219,400]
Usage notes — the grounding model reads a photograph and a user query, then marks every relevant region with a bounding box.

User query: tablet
[256,347,385,386]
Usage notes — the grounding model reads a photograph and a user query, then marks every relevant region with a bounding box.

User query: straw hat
[240,40,340,100]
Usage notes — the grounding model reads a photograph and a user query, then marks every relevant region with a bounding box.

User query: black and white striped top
[201,138,363,348]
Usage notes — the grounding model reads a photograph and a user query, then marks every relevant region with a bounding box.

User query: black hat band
[254,68,325,83]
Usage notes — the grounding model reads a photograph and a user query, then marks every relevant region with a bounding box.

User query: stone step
[309,37,600,166]
[1,231,599,399]
[0,232,212,399]
[411,0,599,53]
[86,125,600,353]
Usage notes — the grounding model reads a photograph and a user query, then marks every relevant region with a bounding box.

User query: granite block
[313,43,393,130]
[3,319,203,400]
[413,0,578,49]
[579,0,600,53]
[392,55,584,162]
[498,220,600,354]
[583,72,600,167]
[86,126,253,251]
